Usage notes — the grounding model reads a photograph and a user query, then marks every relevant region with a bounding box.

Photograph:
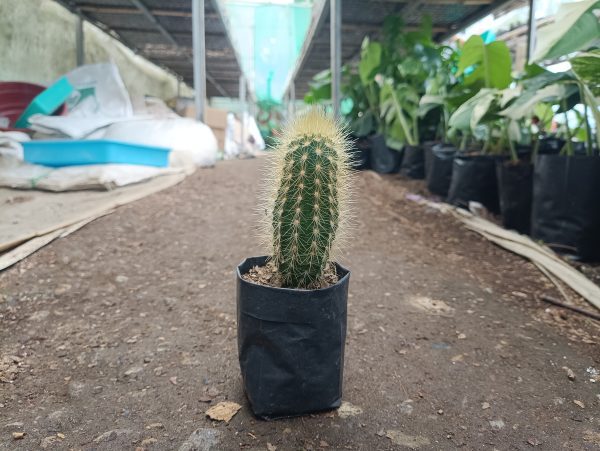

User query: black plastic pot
[538,137,565,155]
[236,256,350,419]
[369,134,402,174]
[426,143,456,197]
[349,136,370,170]
[496,160,533,234]
[400,145,425,179]
[447,155,501,214]
[531,155,600,261]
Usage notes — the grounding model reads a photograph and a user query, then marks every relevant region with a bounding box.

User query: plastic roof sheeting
[56,0,243,98]
[288,0,515,98]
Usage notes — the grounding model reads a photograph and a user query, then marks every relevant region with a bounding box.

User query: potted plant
[445,35,513,214]
[236,109,353,419]
[304,67,370,169]
[379,16,441,179]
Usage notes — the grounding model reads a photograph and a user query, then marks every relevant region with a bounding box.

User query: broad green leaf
[500,84,578,120]
[449,89,498,131]
[571,50,600,96]
[500,87,521,108]
[471,89,498,130]
[456,36,512,88]
[359,39,382,85]
[531,0,600,62]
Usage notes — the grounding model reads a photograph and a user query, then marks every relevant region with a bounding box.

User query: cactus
[267,109,352,288]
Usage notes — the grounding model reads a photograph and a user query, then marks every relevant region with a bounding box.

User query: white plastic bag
[64,63,133,118]
[101,118,218,167]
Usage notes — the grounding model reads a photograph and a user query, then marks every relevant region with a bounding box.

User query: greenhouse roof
[287,0,515,99]
[55,0,242,98]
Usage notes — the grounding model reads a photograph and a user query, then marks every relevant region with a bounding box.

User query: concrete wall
[0,0,192,100]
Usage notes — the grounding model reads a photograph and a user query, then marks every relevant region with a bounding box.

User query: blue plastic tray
[15,77,74,128]
[23,139,171,168]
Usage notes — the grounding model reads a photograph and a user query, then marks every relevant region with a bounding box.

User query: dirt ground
[1,157,599,451]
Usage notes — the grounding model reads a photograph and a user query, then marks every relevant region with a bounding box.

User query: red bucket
[0,82,67,130]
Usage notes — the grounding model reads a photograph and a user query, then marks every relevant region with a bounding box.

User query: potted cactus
[236,109,352,419]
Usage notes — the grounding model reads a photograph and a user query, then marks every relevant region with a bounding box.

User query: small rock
[146,423,164,430]
[40,435,60,449]
[457,333,466,340]
[437,409,444,415]
[115,275,129,283]
[179,428,221,451]
[527,437,542,446]
[386,430,430,448]
[376,429,385,437]
[4,421,24,430]
[125,366,144,378]
[169,376,178,385]
[153,366,163,376]
[12,431,25,440]
[319,440,329,448]
[207,387,220,397]
[489,419,505,431]
[68,381,86,398]
[29,310,50,321]
[337,402,363,418]
[562,366,576,381]
[267,443,277,451]
[573,400,585,409]
[142,437,158,446]
[93,386,103,394]
[93,429,133,443]
[482,402,490,410]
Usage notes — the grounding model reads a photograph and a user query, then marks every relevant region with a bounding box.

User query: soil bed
[1,158,599,450]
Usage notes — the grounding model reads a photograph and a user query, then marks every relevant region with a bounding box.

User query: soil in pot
[496,160,533,234]
[447,154,501,214]
[531,155,600,261]
[426,143,456,197]
[369,134,402,174]
[400,145,425,179]
[349,135,370,170]
[236,256,350,419]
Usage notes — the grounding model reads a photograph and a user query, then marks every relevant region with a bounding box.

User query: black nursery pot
[349,135,370,170]
[369,134,402,174]
[236,256,350,420]
[447,154,501,214]
[496,161,533,234]
[426,143,456,197]
[531,155,600,261]
[400,145,425,179]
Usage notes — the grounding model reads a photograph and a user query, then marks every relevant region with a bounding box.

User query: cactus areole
[269,109,352,288]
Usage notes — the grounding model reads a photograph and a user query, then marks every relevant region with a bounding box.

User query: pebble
[146,423,164,430]
[482,402,490,410]
[93,428,134,443]
[489,419,505,430]
[115,275,129,283]
[124,366,144,377]
[12,432,25,439]
[93,386,103,394]
[178,428,221,451]
[4,421,24,430]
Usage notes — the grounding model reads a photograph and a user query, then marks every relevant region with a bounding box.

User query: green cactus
[269,109,351,288]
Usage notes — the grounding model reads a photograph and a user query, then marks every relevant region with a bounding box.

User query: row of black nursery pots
[422,140,600,261]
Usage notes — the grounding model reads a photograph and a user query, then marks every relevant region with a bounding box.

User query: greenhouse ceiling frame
[285,0,526,107]
[54,0,246,121]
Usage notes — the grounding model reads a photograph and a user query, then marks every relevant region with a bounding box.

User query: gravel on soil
[1,158,599,450]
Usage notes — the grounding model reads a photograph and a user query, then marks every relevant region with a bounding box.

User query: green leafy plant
[530,0,600,63]
[267,109,352,288]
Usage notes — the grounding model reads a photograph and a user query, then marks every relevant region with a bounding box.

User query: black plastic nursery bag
[447,155,500,214]
[496,161,533,235]
[236,256,350,419]
[426,143,456,197]
[369,134,402,174]
[531,155,600,261]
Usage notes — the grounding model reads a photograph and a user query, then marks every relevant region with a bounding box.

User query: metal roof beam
[128,0,230,97]
[80,5,219,19]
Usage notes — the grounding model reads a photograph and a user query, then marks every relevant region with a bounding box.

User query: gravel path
[1,158,599,450]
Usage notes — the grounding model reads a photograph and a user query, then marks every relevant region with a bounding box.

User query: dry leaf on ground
[206,401,242,422]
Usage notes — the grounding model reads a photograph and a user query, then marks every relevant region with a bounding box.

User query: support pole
[330,0,341,117]
[289,81,296,118]
[76,15,85,67]
[526,0,537,63]
[192,0,206,122]
[239,75,246,153]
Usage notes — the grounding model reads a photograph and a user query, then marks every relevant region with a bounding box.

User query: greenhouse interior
[1,0,599,449]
